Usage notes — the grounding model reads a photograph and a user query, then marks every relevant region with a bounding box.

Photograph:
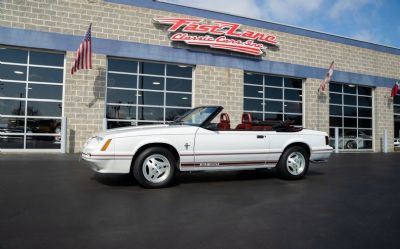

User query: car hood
[100,124,199,138]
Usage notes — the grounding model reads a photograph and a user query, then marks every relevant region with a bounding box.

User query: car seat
[217,113,231,130]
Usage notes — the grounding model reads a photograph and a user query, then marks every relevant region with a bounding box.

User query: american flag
[319,61,335,92]
[71,23,92,75]
[391,81,399,98]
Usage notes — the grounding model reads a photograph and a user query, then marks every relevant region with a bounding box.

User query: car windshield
[171,106,219,126]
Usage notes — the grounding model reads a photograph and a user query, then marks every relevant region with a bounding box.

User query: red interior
[216,113,274,131]
[217,113,231,130]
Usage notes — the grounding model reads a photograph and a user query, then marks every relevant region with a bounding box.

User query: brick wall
[374,87,394,152]
[64,52,106,152]
[304,78,329,133]
[2,0,400,79]
[194,65,243,126]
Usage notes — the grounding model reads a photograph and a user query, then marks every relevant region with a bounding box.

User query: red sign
[154,18,278,56]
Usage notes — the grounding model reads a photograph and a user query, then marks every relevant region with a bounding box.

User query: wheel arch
[130,142,180,173]
[281,142,311,159]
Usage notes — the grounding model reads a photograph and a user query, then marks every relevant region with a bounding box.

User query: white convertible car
[82,106,333,188]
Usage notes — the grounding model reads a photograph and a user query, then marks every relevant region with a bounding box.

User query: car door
[192,127,270,169]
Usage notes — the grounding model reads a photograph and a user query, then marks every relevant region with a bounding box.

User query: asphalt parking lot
[1,153,400,249]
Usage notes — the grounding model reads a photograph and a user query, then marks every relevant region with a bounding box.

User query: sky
[163,0,400,48]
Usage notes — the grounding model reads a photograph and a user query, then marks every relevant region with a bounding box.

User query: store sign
[154,18,278,56]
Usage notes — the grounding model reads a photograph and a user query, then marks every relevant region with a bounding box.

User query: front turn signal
[101,139,112,151]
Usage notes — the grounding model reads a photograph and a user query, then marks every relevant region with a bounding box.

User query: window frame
[0,45,65,151]
[243,72,304,126]
[329,82,373,151]
[105,57,194,129]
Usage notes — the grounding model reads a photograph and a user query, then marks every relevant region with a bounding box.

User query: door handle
[257,135,265,139]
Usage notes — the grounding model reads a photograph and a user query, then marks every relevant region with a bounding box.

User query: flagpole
[317,61,335,132]
[317,87,320,130]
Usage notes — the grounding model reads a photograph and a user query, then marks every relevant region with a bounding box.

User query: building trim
[0,26,396,88]
[105,0,400,56]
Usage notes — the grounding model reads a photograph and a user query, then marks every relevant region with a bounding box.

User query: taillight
[325,136,329,145]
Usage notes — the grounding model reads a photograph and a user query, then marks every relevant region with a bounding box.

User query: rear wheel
[345,140,357,149]
[277,146,309,180]
[133,147,176,188]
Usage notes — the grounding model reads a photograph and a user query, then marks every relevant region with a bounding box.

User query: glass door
[0,46,64,151]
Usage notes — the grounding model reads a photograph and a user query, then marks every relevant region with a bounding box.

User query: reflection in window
[0,99,25,115]
[0,135,24,149]
[166,64,192,78]
[107,73,137,89]
[0,81,26,98]
[29,67,63,83]
[106,58,193,128]
[0,46,64,150]
[137,91,164,106]
[0,117,25,133]
[26,136,61,149]
[138,106,163,121]
[329,82,373,150]
[140,62,164,75]
[0,64,27,81]
[166,93,191,107]
[0,47,28,64]
[108,59,138,73]
[107,88,136,104]
[107,120,137,129]
[244,85,263,98]
[244,72,303,125]
[27,102,62,117]
[30,51,64,67]
[106,105,136,119]
[138,76,164,91]
[165,108,190,121]
[166,78,192,92]
[244,98,263,112]
[28,84,62,100]
[27,119,61,133]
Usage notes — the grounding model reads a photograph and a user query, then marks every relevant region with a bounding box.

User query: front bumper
[81,152,132,174]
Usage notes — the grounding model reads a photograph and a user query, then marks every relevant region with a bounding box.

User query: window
[243,72,303,125]
[0,46,64,150]
[106,58,193,129]
[394,93,400,139]
[329,82,373,150]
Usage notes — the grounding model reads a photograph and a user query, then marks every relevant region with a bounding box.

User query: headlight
[84,136,103,148]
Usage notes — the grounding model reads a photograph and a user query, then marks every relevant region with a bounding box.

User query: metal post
[335,127,339,153]
[383,129,388,153]
[61,116,67,154]
[103,118,107,131]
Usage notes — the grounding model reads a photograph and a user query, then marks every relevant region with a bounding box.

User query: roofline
[157,0,400,50]
[105,0,400,55]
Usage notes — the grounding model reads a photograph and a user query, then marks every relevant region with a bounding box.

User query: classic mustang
[82,106,333,188]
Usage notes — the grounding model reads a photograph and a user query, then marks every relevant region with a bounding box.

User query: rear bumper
[310,147,333,164]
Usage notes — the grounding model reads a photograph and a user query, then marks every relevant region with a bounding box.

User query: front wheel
[133,147,176,188]
[277,146,309,180]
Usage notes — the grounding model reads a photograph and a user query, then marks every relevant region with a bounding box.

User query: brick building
[1,0,399,153]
